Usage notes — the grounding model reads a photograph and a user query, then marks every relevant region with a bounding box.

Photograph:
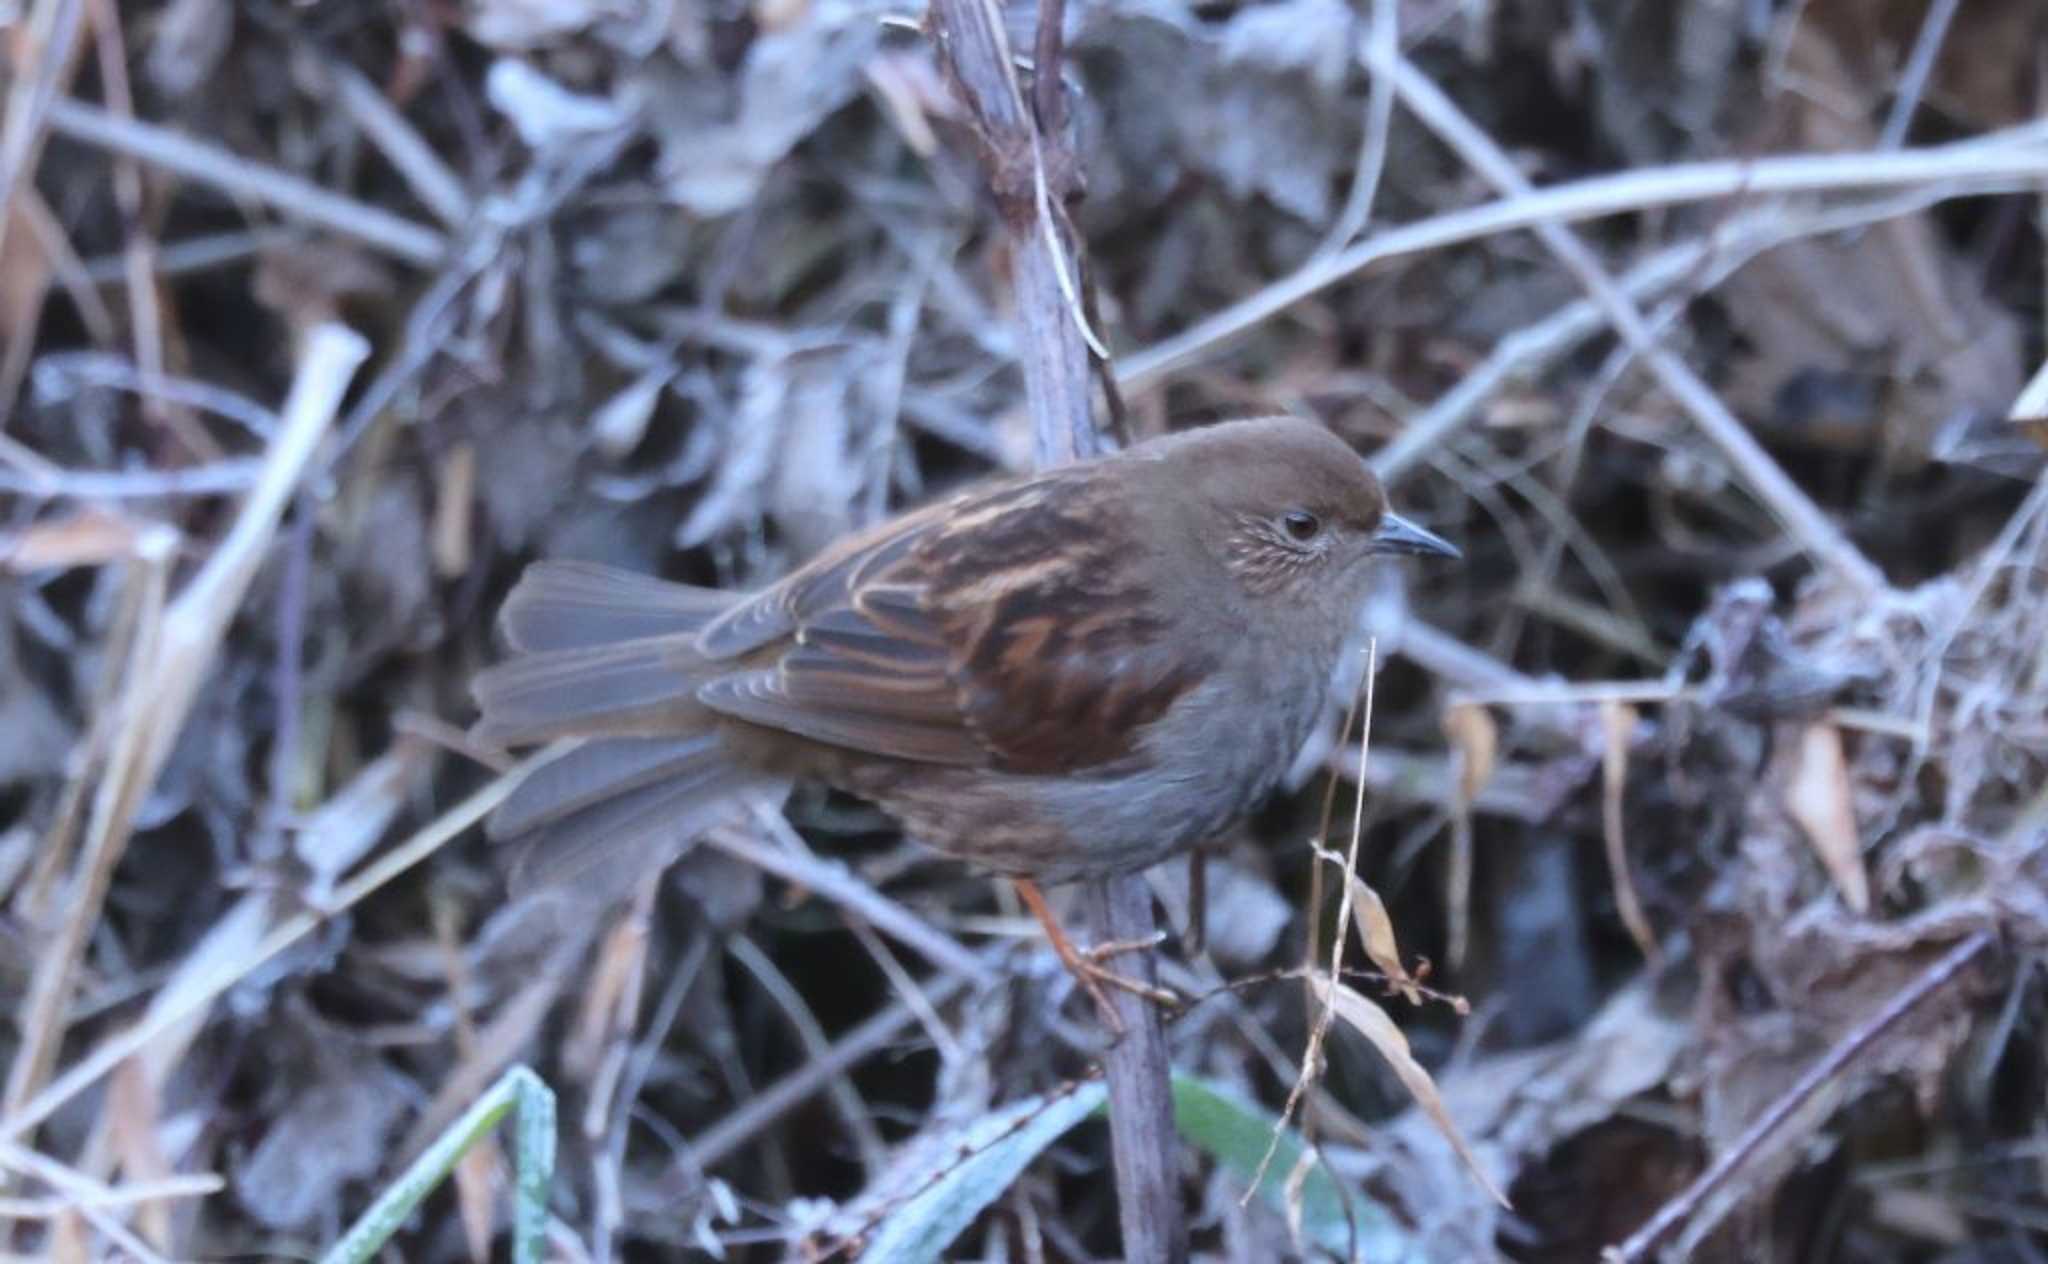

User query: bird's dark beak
[1370,511,1460,560]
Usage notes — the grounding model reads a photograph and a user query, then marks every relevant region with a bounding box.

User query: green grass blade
[856,1081,1107,1264]
[1171,1072,1416,1260]
[320,1063,556,1264]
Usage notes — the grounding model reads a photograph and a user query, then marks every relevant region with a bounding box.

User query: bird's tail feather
[495,736,785,896]
[471,562,739,745]
[471,562,780,894]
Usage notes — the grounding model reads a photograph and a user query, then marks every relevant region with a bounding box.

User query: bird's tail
[470,561,784,893]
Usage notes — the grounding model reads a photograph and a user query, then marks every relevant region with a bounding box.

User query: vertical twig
[925,1,1184,1257]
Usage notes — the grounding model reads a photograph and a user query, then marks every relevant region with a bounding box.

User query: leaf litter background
[2,0,2047,1259]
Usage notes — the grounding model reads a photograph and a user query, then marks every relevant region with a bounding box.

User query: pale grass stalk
[0,1142,177,1264]
[1119,118,2048,391]
[0,743,563,1148]
[2,530,172,1120]
[2,324,367,1130]
[0,0,84,265]
[326,59,473,227]
[84,0,194,460]
[1248,638,1377,1198]
[1384,55,1886,594]
[41,97,447,266]
[1311,0,1396,260]
[0,1172,219,1218]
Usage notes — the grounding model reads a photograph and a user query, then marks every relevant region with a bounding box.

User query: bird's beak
[1369,511,1461,560]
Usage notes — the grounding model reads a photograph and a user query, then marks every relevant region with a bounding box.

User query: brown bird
[472,417,1457,1012]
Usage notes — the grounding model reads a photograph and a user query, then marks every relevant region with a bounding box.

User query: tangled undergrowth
[2,0,2045,1260]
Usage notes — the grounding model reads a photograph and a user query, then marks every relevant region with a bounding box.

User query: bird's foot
[1013,879,1184,1035]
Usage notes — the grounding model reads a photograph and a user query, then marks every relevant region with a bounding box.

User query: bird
[471,416,1458,1019]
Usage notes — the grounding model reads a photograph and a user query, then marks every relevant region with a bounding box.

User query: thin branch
[1383,54,1887,595]
[1117,119,2048,390]
[325,57,475,228]
[728,936,888,1178]
[1606,930,1994,1261]
[1877,0,1961,150]
[1313,0,1397,258]
[42,96,448,266]
[686,969,979,1171]
[927,1,1182,1256]
[707,811,994,985]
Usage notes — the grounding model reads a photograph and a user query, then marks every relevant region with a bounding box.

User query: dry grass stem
[1121,119,2048,391]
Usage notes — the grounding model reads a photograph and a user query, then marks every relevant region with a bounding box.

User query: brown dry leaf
[454,1143,495,1264]
[433,442,477,578]
[0,202,53,343]
[235,1053,411,1229]
[1315,972,1508,1208]
[562,902,649,1082]
[753,0,810,33]
[1599,700,1659,962]
[1441,701,1498,969]
[253,239,394,333]
[864,52,947,157]
[0,510,162,572]
[1313,843,1419,1004]
[1786,721,1870,914]
[106,1058,174,1248]
[1442,702,1498,805]
[1721,24,2027,473]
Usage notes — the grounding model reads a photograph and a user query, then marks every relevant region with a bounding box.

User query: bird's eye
[1281,510,1321,542]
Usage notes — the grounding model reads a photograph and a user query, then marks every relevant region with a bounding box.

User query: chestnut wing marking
[695,503,993,764]
[696,470,1213,775]
[694,500,947,660]
[697,669,982,765]
[920,476,1217,775]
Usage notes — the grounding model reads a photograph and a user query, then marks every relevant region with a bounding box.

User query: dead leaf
[146,0,235,97]
[1786,721,1870,914]
[1314,843,1419,1004]
[1442,701,1498,969]
[1599,700,1659,962]
[0,511,164,572]
[464,0,635,50]
[235,1053,411,1229]
[1443,702,1498,808]
[454,1142,496,1264]
[1316,973,1509,1209]
[2011,360,2048,425]
[0,202,53,344]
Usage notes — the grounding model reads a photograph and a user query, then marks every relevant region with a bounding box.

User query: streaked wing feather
[698,671,981,765]
[698,469,1211,775]
[920,477,1214,773]
[696,502,946,660]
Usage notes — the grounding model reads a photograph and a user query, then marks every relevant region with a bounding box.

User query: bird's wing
[694,474,1216,774]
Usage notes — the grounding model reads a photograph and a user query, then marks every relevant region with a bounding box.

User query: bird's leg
[1182,850,1207,956]
[1012,879,1181,1033]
